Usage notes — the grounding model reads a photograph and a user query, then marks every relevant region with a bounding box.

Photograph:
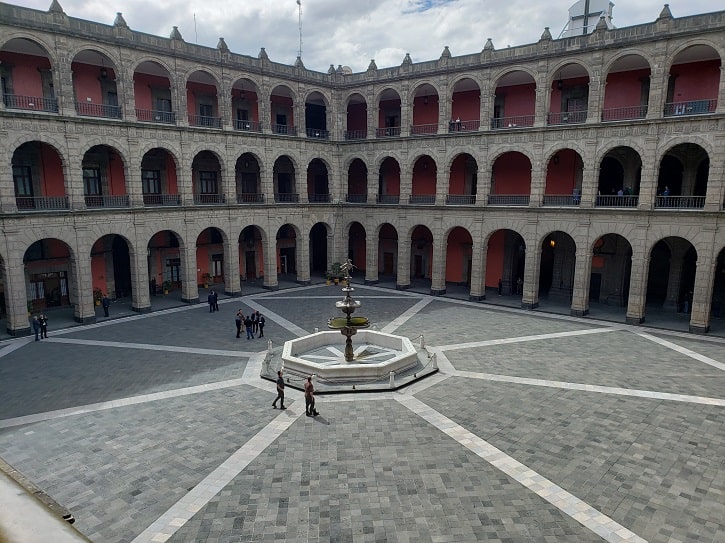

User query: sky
[6,0,721,72]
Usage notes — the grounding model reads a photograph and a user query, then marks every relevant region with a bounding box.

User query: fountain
[262,260,438,392]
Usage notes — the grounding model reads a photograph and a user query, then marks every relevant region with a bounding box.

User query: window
[142,170,161,194]
[83,167,102,195]
[199,104,213,117]
[13,165,33,196]
[199,171,218,194]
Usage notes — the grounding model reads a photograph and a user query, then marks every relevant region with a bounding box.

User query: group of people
[31,314,49,341]
[272,370,319,417]
[235,309,265,339]
[207,290,219,312]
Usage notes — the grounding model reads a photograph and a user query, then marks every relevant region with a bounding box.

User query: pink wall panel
[40,145,65,197]
[492,153,531,194]
[347,102,367,132]
[603,68,650,109]
[451,89,479,121]
[498,84,536,116]
[1,52,50,96]
[485,230,505,288]
[412,96,438,124]
[671,59,720,100]
[72,63,102,103]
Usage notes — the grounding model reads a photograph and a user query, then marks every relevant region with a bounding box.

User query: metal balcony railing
[76,101,122,119]
[445,194,476,205]
[274,192,299,203]
[143,194,181,206]
[15,196,69,210]
[487,194,530,206]
[409,194,436,204]
[136,108,176,124]
[543,195,581,206]
[654,195,705,209]
[595,195,638,208]
[344,130,367,140]
[237,193,265,204]
[601,105,648,122]
[193,194,225,204]
[272,124,297,136]
[3,94,58,113]
[490,115,535,129]
[447,119,480,132]
[85,194,130,208]
[376,194,400,204]
[547,110,587,125]
[189,115,222,128]
[375,127,401,138]
[234,119,262,132]
[308,193,331,203]
[306,128,329,139]
[663,99,716,117]
[410,123,438,135]
[345,194,367,203]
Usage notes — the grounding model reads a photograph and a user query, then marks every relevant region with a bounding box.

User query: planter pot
[95,300,100,306]
[163,289,169,295]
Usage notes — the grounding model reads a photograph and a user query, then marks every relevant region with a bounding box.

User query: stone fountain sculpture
[327,259,369,361]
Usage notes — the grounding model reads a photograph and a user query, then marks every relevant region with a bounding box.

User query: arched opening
[376,88,401,137]
[192,150,223,204]
[90,234,132,309]
[544,149,583,206]
[411,83,439,134]
[596,147,641,207]
[12,141,67,210]
[24,239,74,312]
[538,232,576,303]
[273,156,298,203]
[304,91,328,139]
[231,78,260,131]
[141,147,179,206]
[445,227,473,289]
[492,70,536,129]
[307,159,330,203]
[447,154,477,204]
[410,225,434,285]
[239,226,264,282]
[309,223,328,277]
[450,78,480,131]
[348,222,366,271]
[345,93,367,140]
[378,224,398,278]
[486,229,525,297]
[410,155,436,204]
[489,151,531,205]
[196,228,225,292]
[378,157,400,203]
[0,37,57,113]
[186,70,221,128]
[235,153,262,203]
[147,230,182,299]
[71,49,121,119]
[665,44,720,116]
[133,60,175,123]
[276,225,297,277]
[548,63,590,125]
[602,54,651,121]
[346,158,367,203]
[82,145,128,208]
[589,234,633,317]
[270,85,295,135]
[656,143,708,209]
[645,237,697,319]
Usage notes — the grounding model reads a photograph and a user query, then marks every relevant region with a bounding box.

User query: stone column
[521,244,541,309]
[400,102,410,137]
[0,156,17,212]
[646,52,668,120]
[399,166,412,204]
[365,231,379,284]
[430,235,447,296]
[71,254,96,323]
[586,71,602,124]
[717,65,725,115]
[263,236,279,290]
[180,245,199,304]
[368,102,378,139]
[125,149,144,208]
[224,239,241,296]
[528,153,544,207]
[637,141,658,210]
[366,167,376,204]
[579,164,596,209]
[260,163,274,204]
[130,249,151,312]
[177,152,194,206]
[533,80,549,128]
[704,160,724,212]
[690,254,715,333]
[433,168,444,205]
[222,145,236,204]
[4,259,31,335]
[570,247,592,316]
[626,251,648,324]
[296,237,310,285]
[469,239,486,300]
[663,250,683,310]
[396,237,411,289]
[65,135,87,210]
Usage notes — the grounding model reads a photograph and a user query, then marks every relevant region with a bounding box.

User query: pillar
[570,247,592,316]
[365,230,379,284]
[296,236,310,285]
[430,235,447,296]
[180,245,199,304]
[399,167,412,204]
[129,249,151,312]
[626,252,648,324]
[263,237,279,290]
[469,239,487,301]
[663,249,684,311]
[521,244,542,309]
[579,164,596,209]
[396,237,411,289]
[4,260,31,335]
[71,255,96,323]
[224,239,241,296]
[690,255,715,333]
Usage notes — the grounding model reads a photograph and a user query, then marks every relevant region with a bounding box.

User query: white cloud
[7,0,720,71]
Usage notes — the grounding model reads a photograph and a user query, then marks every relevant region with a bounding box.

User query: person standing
[304,376,319,417]
[257,313,265,338]
[251,311,259,335]
[213,290,219,312]
[244,313,254,339]
[32,315,41,341]
[102,294,110,317]
[207,291,215,313]
[235,310,243,338]
[38,313,48,338]
[272,370,286,409]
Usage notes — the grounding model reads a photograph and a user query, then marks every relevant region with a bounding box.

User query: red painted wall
[412,96,438,125]
[186,81,218,116]
[40,145,65,196]
[497,84,536,116]
[72,62,103,104]
[270,94,294,125]
[492,152,531,194]
[603,68,650,109]
[166,154,178,193]
[671,59,720,101]
[381,159,400,196]
[91,249,106,294]
[133,73,171,110]
[485,230,505,287]
[347,102,367,132]
[378,99,401,127]
[451,89,479,121]
[549,76,589,113]
[232,89,259,122]
[108,151,126,195]
[445,228,472,282]
[0,52,50,96]
[348,160,367,195]
[448,155,468,194]
[411,160,436,195]
[544,149,578,194]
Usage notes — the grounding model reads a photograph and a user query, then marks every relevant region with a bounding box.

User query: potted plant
[93,288,103,306]
[162,280,172,295]
[329,262,342,284]
[201,272,212,288]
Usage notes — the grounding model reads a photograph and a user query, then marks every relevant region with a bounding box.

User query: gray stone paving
[0,284,723,542]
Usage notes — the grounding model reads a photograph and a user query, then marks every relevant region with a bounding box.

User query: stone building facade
[0,1,724,335]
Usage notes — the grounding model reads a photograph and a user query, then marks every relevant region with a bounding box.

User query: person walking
[304,376,319,417]
[257,313,265,338]
[244,313,254,339]
[235,310,243,338]
[102,294,110,317]
[251,311,258,335]
[32,315,41,341]
[207,291,215,312]
[38,313,48,338]
[272,370,286,409]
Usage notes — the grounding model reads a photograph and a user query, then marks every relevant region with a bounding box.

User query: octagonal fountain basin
[282,330,419,382]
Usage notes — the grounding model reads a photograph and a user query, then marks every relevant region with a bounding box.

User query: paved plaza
[0,284,724,542]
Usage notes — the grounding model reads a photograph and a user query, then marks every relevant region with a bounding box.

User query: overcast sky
[7,0,721,72]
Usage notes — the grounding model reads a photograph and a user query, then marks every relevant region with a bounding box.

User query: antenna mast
[297,0,303,59]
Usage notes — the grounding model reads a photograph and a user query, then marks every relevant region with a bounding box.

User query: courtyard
[0,283,724,542]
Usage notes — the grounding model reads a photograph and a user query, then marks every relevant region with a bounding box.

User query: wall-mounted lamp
[557,79,563,90]
[423,160,428,170]
[423,96,429,105]
[100,67,108,79]
[549,239,556,248]
[244,160,250,168]
[553,154,560,165]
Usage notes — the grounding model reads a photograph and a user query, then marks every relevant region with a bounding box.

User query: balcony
[143,194,181,206]
[345,194,367,203]
[543,195,580,207]
[234,119,262,132]
[448,119,480,132]
[344,130,367,140]
[663,99,716,117]
[3,94,58,113]
[375,127,401,138]
[601,105,648,122]
[410,123,437,136]
[445,194,476,205]
[85,194,130,208]
[490,115,535,129]
[272,124,297,136]
[654,195,705,209]
[274,192,299,203]
[76,101,122,119]
[487,195,530,206]
[237,193,264,204]
[193,194,226,205]
[15,196,69,211]
[306,128,329,139]
[595,195,638,208]
[189,115,222,128]
[409,195,436,205]
[547,110,587,125]
[136,109,176,124]
[308,193,331,203]
[376,194,400,204]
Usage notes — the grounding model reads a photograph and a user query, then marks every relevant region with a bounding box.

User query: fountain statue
[327,259,369,361]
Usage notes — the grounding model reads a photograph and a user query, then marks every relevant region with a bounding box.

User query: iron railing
[447,119,480,132]
[376,194,400,204]
[274,192,299,203]
[490,115,535,129]
[410,123,438,135]
[409,194,436,204]
[543,195,581,206]
[193,194,225,204]
[308,193,331,203]
[143,194,181,206]
[237,193,265,204]
[3,94,58,113]
[601,105,648,122]
[663,99,716,117]
[654,195,705,209]
[272,124,297,135]
[306,128,329,139]
[345,194,367,203]
[375,127,401,137]
[15,196,69,210]
[344,130,367,140]
[136,109,176,124]
[189,115,222,128]
[445,194,476,205]
[76,101,122,119]
[488,194,530,206]
[547,110,587,125]
[85,194,130,208]
[595,195,638,208]
[234,119,262,132]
